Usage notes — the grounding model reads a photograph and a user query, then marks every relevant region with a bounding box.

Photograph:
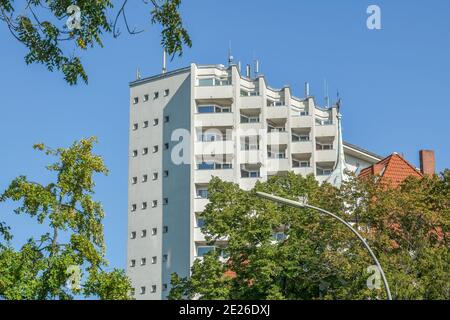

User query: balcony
[291,115,313,128]
[239,150,262,164]
[291,141,313,154]
[194,198,209,212]
[194,169,235,184]
[267,131,289,145]
[195,112,234,127]
[266,158,290,173]
[266,106,289,119]
[315,124,337,137]
[240,95,263,109]
[194,140,234,156]
[239,177,261,191]
[292,167,314,176]
[194,227,206,242]
[315,149,337,162]
[195,85,233,102]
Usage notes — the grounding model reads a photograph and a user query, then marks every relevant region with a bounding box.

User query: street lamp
[255,191,392,300]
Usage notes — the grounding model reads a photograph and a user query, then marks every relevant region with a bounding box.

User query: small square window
[141,229,147,238]
[162,284,168,291]
[151,285,157,293]
[142,148,149,155]
[152,172,158,181]
[142,174,148,183]
[162,254,168,262]
[142,202,148,210]
[130,259,136,267]
[153,146,158,153]
[152,200,158,208]
[131,288,135,296]
[143,121,149,128]
[131,204,137,212]
[130,231,136,239]
[164,143,169,150]
[164,116,170,123]
[163,198,168,205]
[140,286,146,295]
[153,119,159,126]
[143,94,149,102]
[133,97,139,104]
[164,89,170,97]
[163,226,168,233]
[132,150,138,157]
[153,92,159,99]
[141,258,146,266]
[131,177,137,185]
[152,228,157,236]
[132,123,138,131]
[151,256,157,264]
[163,170,169,177]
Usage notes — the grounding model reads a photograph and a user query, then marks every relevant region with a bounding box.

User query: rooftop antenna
[254,59,260,77]
[162,48,167,74]
[246,64,251,78]
[228,41,234,65]
[136,67,141,80]
[324,79,330,108]
[238,61,242,73]
[305,82,310,97]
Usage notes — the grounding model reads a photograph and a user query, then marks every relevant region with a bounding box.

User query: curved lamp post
[255,191,392,300]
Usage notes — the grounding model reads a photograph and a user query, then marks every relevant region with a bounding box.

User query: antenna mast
[162,48,167,74]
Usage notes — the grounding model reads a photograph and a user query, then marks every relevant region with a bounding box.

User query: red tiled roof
[359,153,423,187]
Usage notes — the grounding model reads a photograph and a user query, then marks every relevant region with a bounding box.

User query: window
[198,78,214,86]
[163,226,168,233]
[164,143,169,150]
[143,121,149,128]
[151,256,157,264]
[141,229,147,238]
[142,148,149,155]
[163,170,169,177]
[197,246,215,257]
[163,198,168,205]
[292,134,309,142]
[141,258,146,266]
[130,231,136,239]
[142,174,148,183]
[140,286,146,295]
[131,204,137,212]
[272,232,287,242]
[132,123,138,131]
[142,202,147,210]
[143,94,149,102]
[130,259,136,267]
[197,105,215,113]
[196,217,206,228]
[133,97,139,104]
[153,91,159,99]
[132,150,138,157]
[152,172,158,181]
[317,168,333,176]
[164,116,170,123]
[162,284,168,291]
[162,254,168,262]
[196,188,208,199]
[152,228,157,236]
[151,285,156,293]
[130,288,135,296]
[164,89,169,96]
[153,146,158,153]
[131,177,137,185]
[316,143,333,151]
[152,200,157,208]
[153,118,159,126]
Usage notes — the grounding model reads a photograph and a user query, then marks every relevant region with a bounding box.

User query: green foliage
[1,0,191,85]
[0,137,132,300]
[170,172,450,300]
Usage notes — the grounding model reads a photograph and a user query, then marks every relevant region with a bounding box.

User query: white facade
[127,63,382,299]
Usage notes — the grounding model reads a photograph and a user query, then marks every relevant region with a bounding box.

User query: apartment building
[127,63,382,299]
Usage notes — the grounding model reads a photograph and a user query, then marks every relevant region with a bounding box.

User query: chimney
[419,150,435,176]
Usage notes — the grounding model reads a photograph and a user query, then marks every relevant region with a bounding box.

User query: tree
[0,0,191,85]
[0,137,132,300]
[170,172,450,300]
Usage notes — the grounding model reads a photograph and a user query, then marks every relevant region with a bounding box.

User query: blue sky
[0,0,449,271]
